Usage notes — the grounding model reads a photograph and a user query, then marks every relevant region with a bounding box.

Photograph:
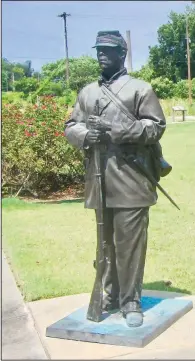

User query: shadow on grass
[143,281,191,295]
[2,197,85,210]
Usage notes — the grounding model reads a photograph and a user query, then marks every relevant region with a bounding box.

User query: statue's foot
[103,299,119,312]
[125,312,143,327]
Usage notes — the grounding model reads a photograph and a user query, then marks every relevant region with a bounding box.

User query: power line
[4,56,195,64]
[71,13,137,20]
[2,56,63,60]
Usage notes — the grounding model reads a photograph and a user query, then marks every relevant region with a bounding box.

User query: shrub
[129,64,154,83]
[2,97,84,196]
[14,77,39,95]
[37,81,65,97]
[159,98,195,117]
[174,80,188,98]
[57,89,77,107]
[174,78,195,99]
[2,91,25,104]
[150,77,175,99]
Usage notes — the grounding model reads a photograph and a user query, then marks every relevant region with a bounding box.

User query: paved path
[2,253,48,360]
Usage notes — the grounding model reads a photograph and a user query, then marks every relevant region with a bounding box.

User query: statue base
[46,296,193,347]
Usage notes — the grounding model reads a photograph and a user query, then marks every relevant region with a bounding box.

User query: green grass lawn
[2,122,195,302]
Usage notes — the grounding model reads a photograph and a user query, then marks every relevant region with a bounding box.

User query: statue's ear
[120,48,127,62]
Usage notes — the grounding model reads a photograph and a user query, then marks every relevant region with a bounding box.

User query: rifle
[86,100,106,322]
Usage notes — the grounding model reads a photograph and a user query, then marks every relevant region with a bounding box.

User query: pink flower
[24,130,31,137]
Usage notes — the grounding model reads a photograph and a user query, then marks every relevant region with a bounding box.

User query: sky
[2,0,192,72]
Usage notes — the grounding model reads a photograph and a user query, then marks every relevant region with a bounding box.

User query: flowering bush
[2,96,84,196]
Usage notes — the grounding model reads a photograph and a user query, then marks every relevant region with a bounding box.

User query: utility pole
[186,16,192,105]
[58,12,71,83]
[126,30,133,73]
[6,71,8,92]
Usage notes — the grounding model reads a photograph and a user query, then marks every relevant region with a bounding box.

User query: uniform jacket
[65,68,166,209]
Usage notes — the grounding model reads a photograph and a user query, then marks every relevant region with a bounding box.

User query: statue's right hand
[84,130,102,145]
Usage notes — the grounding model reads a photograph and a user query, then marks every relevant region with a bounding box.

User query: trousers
[96,207,149,315]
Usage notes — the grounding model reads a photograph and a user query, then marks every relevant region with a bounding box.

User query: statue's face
[96,46,123,72]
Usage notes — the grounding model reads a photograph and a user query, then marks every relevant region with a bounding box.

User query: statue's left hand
[87,115,111,132]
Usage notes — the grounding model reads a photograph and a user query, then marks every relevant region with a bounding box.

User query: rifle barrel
[86,100,105,322]
[133,159,180,210]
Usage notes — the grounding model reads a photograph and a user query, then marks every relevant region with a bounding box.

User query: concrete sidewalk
[2,253,48,360]
[2,253,195,360]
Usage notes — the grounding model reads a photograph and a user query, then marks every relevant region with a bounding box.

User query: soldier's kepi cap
[92,30,127,50]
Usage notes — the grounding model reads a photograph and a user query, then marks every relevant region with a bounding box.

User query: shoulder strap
[98,75,130,115]
[101,82,136,122]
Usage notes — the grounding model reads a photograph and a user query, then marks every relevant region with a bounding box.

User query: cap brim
[92,43,118,48]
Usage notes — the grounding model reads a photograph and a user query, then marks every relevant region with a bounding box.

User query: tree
[2,58,34,92]
[41,56,100,92]
[148,6,195,82]
[11,60,33,78]
[41,60,63,79]
[23,60,34,77]
[129,63,154,82]
[12,66,25,81]
[68,56,100,92]
[14,77,39,94]
[2,69,9,91]
[2,58,14,91]
[33,71,41,80]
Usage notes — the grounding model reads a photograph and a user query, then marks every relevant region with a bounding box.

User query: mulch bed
[18,184,85,203]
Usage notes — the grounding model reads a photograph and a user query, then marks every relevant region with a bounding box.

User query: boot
[122,301,143,327]
[126,311,143,327]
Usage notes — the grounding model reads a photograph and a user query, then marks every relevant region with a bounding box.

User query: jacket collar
[98,67,127,86]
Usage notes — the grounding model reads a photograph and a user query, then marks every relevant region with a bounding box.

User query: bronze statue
[65,30,169,327]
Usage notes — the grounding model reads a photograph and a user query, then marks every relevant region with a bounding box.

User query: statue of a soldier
[65,31,167,327]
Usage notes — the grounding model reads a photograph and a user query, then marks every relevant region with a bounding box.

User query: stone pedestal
[46,296,193,347]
